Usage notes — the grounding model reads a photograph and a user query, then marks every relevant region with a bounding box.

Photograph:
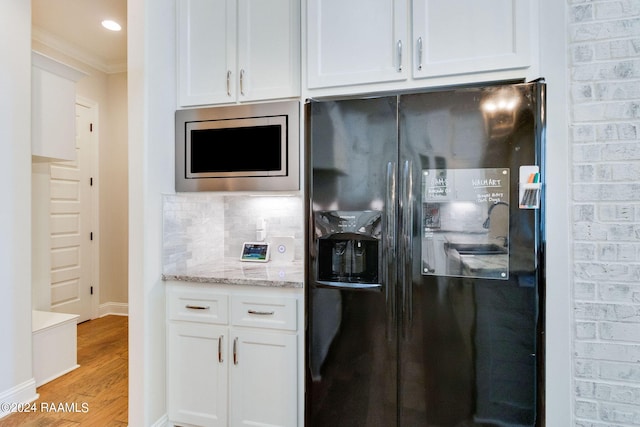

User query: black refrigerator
[305,81,545,426]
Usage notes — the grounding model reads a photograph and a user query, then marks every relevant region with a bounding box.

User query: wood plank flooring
[1,315,128,426]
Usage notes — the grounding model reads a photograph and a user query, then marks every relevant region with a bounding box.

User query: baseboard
[36,364,80,388]
[98,302,128,317]
[151,413,169,427]
[0,378,39,419]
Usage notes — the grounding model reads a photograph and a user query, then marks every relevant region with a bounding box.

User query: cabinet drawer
[231,295,297,331]
[168,287,229,324]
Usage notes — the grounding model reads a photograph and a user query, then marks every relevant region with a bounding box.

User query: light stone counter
[162,258,304,288]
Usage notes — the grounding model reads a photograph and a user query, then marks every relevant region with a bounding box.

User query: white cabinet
[31,51,86,161]
[306,0,408,88]
[177,0,300,107]
[306,0,534,90]
[166,283,300,427]
[411,0,531,79]
[230,330,297,427]
[168,322,229,427]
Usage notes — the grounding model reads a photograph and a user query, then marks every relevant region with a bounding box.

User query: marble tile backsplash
[163,193,303,272]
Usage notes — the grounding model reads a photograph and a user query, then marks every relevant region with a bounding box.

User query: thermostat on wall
[240,242,270,262]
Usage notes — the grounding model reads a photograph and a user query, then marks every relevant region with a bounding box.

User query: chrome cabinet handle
[247,309,275,316]
[226,70,232,97]
[397,40,403,72]
[185,304,210,310]
[233,337,239,365]
[239,69,245,96]
[218,335,224,363]
[417,37,423,71]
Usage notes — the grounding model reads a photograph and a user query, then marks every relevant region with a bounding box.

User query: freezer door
[397,82,544,426]
[306,96,399,426]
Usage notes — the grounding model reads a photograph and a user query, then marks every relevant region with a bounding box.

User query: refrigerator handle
[400,160,414,337]
[384,161,397,341]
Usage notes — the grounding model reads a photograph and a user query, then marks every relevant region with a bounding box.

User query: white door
[411,0,531,78]
[230,329,297,427]
[49,102,96,322]
[167,322,228,427]
[306,0,408,89]
[237,0,300,101]
[177,0,237,106]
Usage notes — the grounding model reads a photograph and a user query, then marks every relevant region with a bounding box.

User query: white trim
[35,365,80,388]
[32,26,127,74]
[150,413,169,427]
[99,302,129,317]
[0,379,38,419]
[539,0,572,425]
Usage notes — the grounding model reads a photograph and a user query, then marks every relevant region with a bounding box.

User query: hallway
[1,315,128,426]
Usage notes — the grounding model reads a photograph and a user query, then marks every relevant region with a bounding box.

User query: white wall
[103,71,129,305]
[0,0,38,414]
[128,0,175,424]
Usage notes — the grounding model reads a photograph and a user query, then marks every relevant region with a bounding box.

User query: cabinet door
[412,0,531,78]
[237,0,300,101]
[31,52,86,161]
[167,322,228,427]
[307,0,408,89]
[230,330,297,427]
[177,0,236,106]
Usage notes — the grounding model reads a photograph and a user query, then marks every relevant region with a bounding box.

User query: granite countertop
[162,258,304,288]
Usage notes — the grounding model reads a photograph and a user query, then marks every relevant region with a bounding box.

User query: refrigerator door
[306,96,399,426]
[397,82,544,426]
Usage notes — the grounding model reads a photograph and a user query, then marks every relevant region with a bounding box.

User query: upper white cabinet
[306,0,534,91]
[177,0,300,107]
[306,0,408,88]
[31,52,86,161]
[412,0,531,79]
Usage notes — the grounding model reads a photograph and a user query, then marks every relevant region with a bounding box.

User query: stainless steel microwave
[175,101,299,191]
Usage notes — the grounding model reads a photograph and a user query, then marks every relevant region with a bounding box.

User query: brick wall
[569,1,640,425]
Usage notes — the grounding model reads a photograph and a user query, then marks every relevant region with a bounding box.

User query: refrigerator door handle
[400,160,414,337]
[385,161,397,341]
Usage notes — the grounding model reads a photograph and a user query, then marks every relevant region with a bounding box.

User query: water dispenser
[315,211,381,286]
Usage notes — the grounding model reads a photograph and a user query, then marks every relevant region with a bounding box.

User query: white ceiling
[32,0,127,74]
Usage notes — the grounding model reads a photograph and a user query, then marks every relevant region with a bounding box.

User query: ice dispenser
[315,211,381,287]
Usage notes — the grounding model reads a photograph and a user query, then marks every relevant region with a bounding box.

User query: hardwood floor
[1,315,128,426]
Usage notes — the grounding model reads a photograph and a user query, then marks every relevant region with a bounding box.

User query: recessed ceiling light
[101,20,122,32]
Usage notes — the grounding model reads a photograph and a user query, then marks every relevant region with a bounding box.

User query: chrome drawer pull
[185,304,210,310]
[233,337,239,365]
[417,36,423,71]
[247,309,275,316]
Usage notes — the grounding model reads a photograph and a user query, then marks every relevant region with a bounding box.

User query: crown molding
[32,26,127,74]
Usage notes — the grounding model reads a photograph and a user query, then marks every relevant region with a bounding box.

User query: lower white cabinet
[166,283,300,427]
[230,330,297,427]
[168,322,229,427]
